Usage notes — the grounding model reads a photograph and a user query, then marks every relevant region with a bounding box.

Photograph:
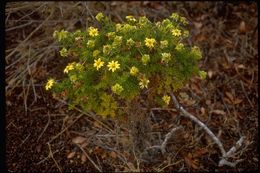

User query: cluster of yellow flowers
[47,12,205,114]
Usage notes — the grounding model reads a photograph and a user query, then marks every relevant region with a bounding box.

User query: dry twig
[145,126,183,154]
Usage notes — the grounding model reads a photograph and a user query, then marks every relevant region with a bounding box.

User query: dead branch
[145,126,183,154]
[170,91,245,167]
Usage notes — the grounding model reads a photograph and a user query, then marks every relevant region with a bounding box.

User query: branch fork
[170,92,245,167]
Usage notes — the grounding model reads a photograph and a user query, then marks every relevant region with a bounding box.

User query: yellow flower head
[103,45,111,55]
[93,50,100,57]
[191,46,202,60]
[139,77,149,89]
[64,62,75,73]
[95,12,104,21]
[160,40,168,49]
[161,53,171,63]
[199,70,207,80]
[126,38,135,47]
[75,63,84,71]
[87,40,95,48]
[88,27,99,37]
[60,47,68,57]
[93,58,104,70]
[145,38,156,49]
[107,60,120,72]
[54,29,69,42]
[69,74,77,83]
[116,24,122,32]
[175,43,184,51]
[130,66,139,76]
[112,83,124,95]
[162,95,171,105]
[45,78,55,90]
[172,28,182,37]
[106,32,116,40]
[141,54,150,65]
[126,15,137,22]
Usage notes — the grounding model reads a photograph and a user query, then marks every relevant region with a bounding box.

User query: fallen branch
[170,92,245,167]
[145,126,183,154]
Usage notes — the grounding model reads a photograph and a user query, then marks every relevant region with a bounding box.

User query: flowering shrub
[46,13,205,118]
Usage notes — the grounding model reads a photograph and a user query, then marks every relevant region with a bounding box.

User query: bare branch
[145,126,183,154]
[170,91,245,167]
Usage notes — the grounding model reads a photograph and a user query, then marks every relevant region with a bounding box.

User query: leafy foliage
[47,13,205,118]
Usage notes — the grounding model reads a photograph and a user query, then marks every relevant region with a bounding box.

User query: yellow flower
[60,47,68,57]
[106,32,116,40]
[75,63,84,71]
[161,53,171,63]
[126,38,135,47]
[87,40,95,48]
[175,43,184,51]
[103,45,111,55]
[64,62,75,73]
[107,60,120,72]
[126,15,137,22]
[55,29,68,41]
[145,38,156,49]
[199,70,207,80]
[162,95,171,105]
[192,46,202,60]
[116,24,122,32]
[88,27,99,37]
[69,74,77,83]
[172,28,182,37]
[160,40,168,49]
[130,66,139,76]
[93,58,104,70]
[139,77,149,89]
[93,50,100,57]
[170,13,180,20]
[112,83,124,95]
[141,54,150,65]
[95,12,104,21]
[45,78,55,90]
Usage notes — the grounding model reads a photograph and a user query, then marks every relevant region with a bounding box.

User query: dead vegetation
[5,2,258,172]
